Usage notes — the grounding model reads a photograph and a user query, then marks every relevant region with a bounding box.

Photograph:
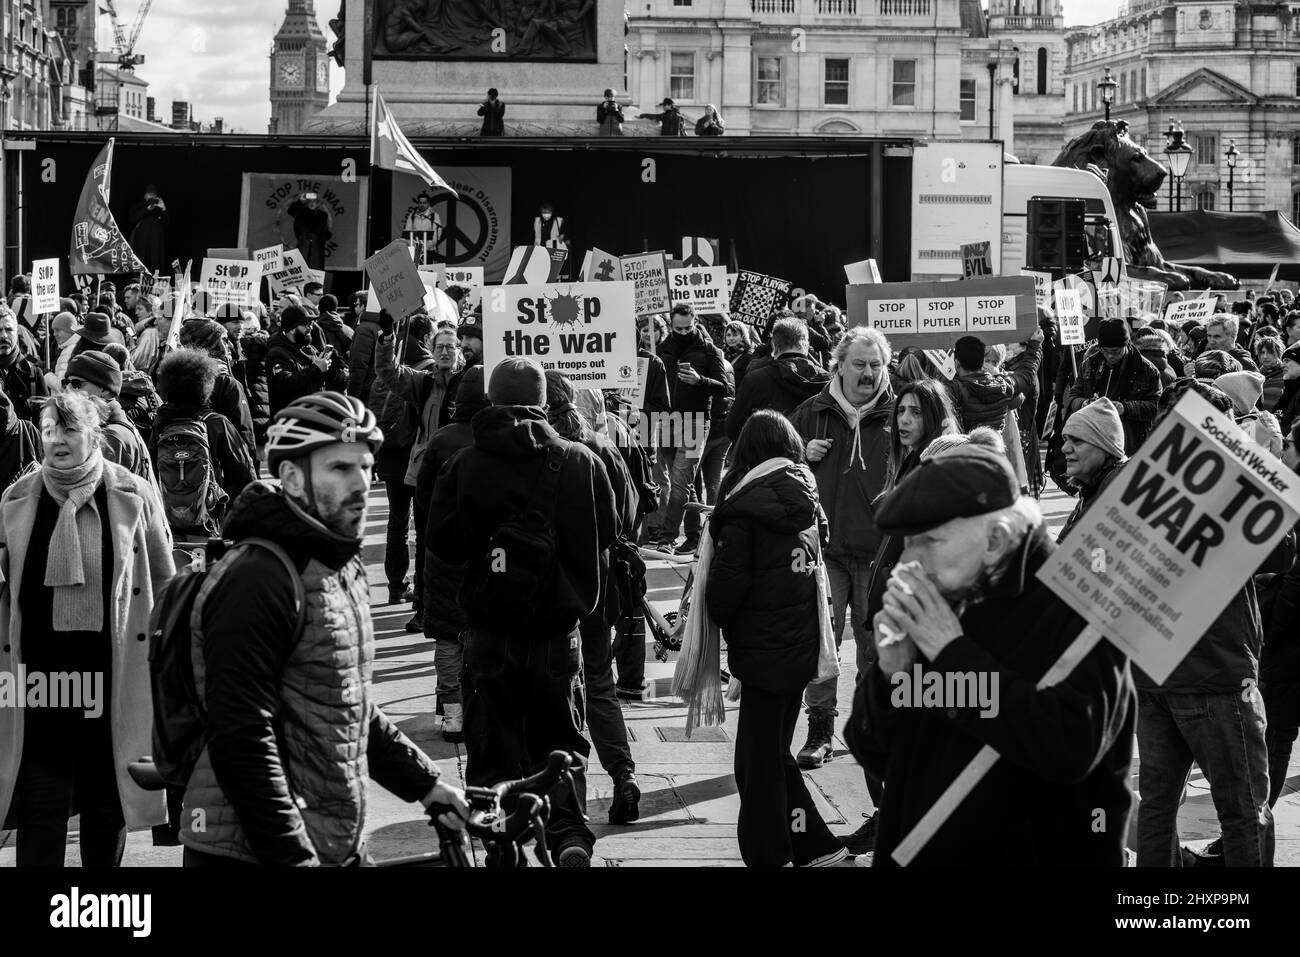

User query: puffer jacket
[347,315,384,403]
[1066,344,1162,455]
[374,335,464,486]
[266,332,346,418]
[119,370,162,433]
[181,483,441,865]
[946,339,1042,432]
[239,332,272,448]
[725,351,829,442]
[706,463,829,695]
[788,382,893,560]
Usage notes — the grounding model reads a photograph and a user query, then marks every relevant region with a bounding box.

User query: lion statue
[1052,120,1238,291]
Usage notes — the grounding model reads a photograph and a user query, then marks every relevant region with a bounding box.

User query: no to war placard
[198,258,258,308]
[1040,390,1300,684]
[846,276,1036,350]
[483,281,638,390]
[668,266,727,314]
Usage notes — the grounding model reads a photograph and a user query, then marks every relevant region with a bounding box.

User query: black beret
[874,446,1020,536]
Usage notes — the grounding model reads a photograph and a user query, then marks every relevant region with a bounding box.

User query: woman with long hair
[0,391,174,865]
[723,320,755,385]
[706,409,845,866]
[695,104,726,136]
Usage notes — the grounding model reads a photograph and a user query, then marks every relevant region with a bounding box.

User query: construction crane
[102,0,154,73]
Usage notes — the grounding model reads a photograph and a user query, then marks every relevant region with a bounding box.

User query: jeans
[1261,681,1300,808]
[659,438,707,547]
[382,471,413,593]
[698,432,730,507]
[804,555,873,719]
[734,684,843,866]
[644,446,673,541]
[434,633,465,707]
[13,708,125,867]
[411,489,427,612]
[462,627,595,852]
[1136,689,1274,867]
[581,618,635,780]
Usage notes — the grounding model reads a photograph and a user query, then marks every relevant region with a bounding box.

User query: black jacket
[725,352,829,442]
[316,310,354,355]
[1066,344,1163,455]
[706,464,828,695]
[347,315,384,403]
[266,332,346,417]
[0,353,47,422]
[1057,457,1125,544]
[212,372,257,455]
[197,483,440,866]
[428,406,617,636]
[656,328,731,418]
[239,332,272,447]
[150,404,256,504]
[416,407,480,643]
[639,350,672,416]
[845,524,1135,866]
[478,98,505,136]
[0,390,39,491]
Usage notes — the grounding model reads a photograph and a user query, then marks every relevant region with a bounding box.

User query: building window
[756,57,783,106]
[1293,135,1300,165]
[1072,84,1078,112]
[673,0,692,5]
[1295,66,1300,97]
[1193,133,1217,167]
[1036,47,1047,95]
[1294,192,1300,224]
[892,59,916,107]
[1119,72,1127,103]
[1141,68,1146,97]
[960,78,977,121]
[670,52,695,101]
[1196,189,1215,211]
[825,58,850,106]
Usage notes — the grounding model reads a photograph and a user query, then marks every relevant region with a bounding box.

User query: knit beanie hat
[1213,370,1265,416]
[102,342,133,371]
[1062,397,1126,461]
[280,304,310,331]
[52,312,77,335]
[488,357,545,406]
[1097,317,1130,347]
[67,350,123,397]
[1283,343,1300,365]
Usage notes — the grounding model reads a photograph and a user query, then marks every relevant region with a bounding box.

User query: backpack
[462,442,567,628]
[147,538,306,790]
[156,412,226,536]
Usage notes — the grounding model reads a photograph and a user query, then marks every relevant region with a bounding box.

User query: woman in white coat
[0,390,174,865]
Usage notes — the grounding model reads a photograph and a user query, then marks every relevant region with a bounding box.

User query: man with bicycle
[180,392,468,866]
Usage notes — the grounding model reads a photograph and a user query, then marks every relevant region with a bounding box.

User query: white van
[1000,162,1125,277]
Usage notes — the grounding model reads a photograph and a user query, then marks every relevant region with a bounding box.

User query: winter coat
[478,98,505,136]
[239,333,272,448]
[374,336,464,487]
[119,370,162,433]
[0,461,175,832]
[706,463,828,694]
[656,328,732,419]
[725,351,829,442]
[347,316,384,403]
[1057,457,1125,544]
[428,406,617,637]
[864,451,924,625]
[946,339,1042,432]
[150,405,256,504]
[1066,344,1163,455]
[1136,582,1262,695]
[0,353,48,423]
[102,400,154,484]
[845,523,1135,866]
[126,197,168,272]
[788,383,893,560]
[316,310,354,355]
[1277,380,1300,436]
[180,483,440,865]
[1005,346,1044,493]
[0,391,39,492]
[640,349,672,416]
[416,411,480,643]
[266,332,346,418]
[596,101,624,135]
[1259,544,1300,702]
[643,107,686,136]
[1262,365,1286,412]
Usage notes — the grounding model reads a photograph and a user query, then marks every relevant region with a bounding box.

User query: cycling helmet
[266,391,384,473]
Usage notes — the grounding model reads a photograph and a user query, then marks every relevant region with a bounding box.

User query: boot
[797,712,835,769]
[442,703,463,743]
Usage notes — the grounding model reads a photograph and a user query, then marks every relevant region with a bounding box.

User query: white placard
[253,244,285,276]
[1054,286,1085,346]
[32,259,60,314]
[198,258,258,308]
[668,266,727,313]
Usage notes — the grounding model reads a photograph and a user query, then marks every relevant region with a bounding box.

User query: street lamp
[987,62,997,140]
[1098,67,1117,122]
[1225,139,1239,212]
[1163,121,1193,212]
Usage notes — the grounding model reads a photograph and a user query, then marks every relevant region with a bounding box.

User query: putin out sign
[483,281,638,389]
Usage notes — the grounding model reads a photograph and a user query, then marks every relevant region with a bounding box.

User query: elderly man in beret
[844,445,1135,866]
[1058,398,1128,543]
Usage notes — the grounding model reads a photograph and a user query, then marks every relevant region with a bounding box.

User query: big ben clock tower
[269,0,330,134]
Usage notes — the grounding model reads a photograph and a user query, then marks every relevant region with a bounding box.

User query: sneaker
[405,611,424,633]
[674,539,699,556]
[556,840,592,867]
[442,703,463,743]
[797,712,836,769]
[388,583,407,606]
[609,773,641,825]
[799,846,849,867]
[402,583,418,603]
[854,851,873,867]
[841,811,878,855]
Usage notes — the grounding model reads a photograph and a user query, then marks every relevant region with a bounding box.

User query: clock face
[316,58,328,92]
[278,56,303,89]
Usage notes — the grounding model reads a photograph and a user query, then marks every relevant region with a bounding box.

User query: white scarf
[829,374,886,472]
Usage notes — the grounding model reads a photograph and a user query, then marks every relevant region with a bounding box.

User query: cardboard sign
[581,247,623,283]
[668,266,727,314]
[729,270,793,327]
[620,252,671,318]
[482,282,638,389]
[364,239,427,319]
[1020,269,1052,312]
[32,259,60,314]
[1041,390,1300,683]
[680,236,719,268]
[910,142,1004,279]
[1054,286,1086,346]
[846,277,1036,350]
[267,248,314,297]
[417,263,445,286]
[253,244,285,276]
[923,349,955,380]
[198,258,258,308]
[845,258,883,285]
[961,241,993,279]
[1165,298,1215,325]
[506,246,566,285]
[618,355,651,410]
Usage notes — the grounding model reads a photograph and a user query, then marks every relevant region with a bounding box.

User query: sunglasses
[61,377,86,389]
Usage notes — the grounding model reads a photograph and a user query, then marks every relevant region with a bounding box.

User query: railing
[752,0,796,13]
[880,0,931,14]
[1002,14,1056,28]
[817,0,858,13]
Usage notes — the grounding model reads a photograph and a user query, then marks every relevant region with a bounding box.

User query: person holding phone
[597,88,624,135]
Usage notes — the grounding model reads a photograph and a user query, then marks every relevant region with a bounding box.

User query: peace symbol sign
[425,192,491,265]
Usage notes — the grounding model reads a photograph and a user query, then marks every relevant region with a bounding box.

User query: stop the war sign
[668,266,727,313]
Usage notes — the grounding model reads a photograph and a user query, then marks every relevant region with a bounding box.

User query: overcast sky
[115,0,1124,135]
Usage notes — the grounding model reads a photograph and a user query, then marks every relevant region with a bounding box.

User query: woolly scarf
[41,447,106,632]
[673,456,801,735]
[828,374,887,472]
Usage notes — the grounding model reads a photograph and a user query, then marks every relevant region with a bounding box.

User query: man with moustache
[180,393,470,866]
[0,311,47,422]
[266,305,347,417]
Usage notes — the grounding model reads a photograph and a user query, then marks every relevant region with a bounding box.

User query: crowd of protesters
[0,263,1298,871]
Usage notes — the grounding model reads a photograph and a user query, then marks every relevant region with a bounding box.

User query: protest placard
[581,247,623,282]
[1054,286,1086,346]
[845,258,883,284]
[961,241,993,279]
[1020,269,1052,312]
[680,237,719,268]
[443,265,484,289]
[620,252,671,318]
[364,240,426,318]
[1165,298,1215,324]
[198,258,258,308]
[482,282,638,390]
[668,265,727,314]
[617,356,651,410]
[253,244,285,276]
[846,276,1036,350]
[506,246,566,285]
[267,248,314,296]
[729,270,793,327]
[923,349,955,380]
[891,390,1300,866]
[32,259,60,314]
[417,264,445,287]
